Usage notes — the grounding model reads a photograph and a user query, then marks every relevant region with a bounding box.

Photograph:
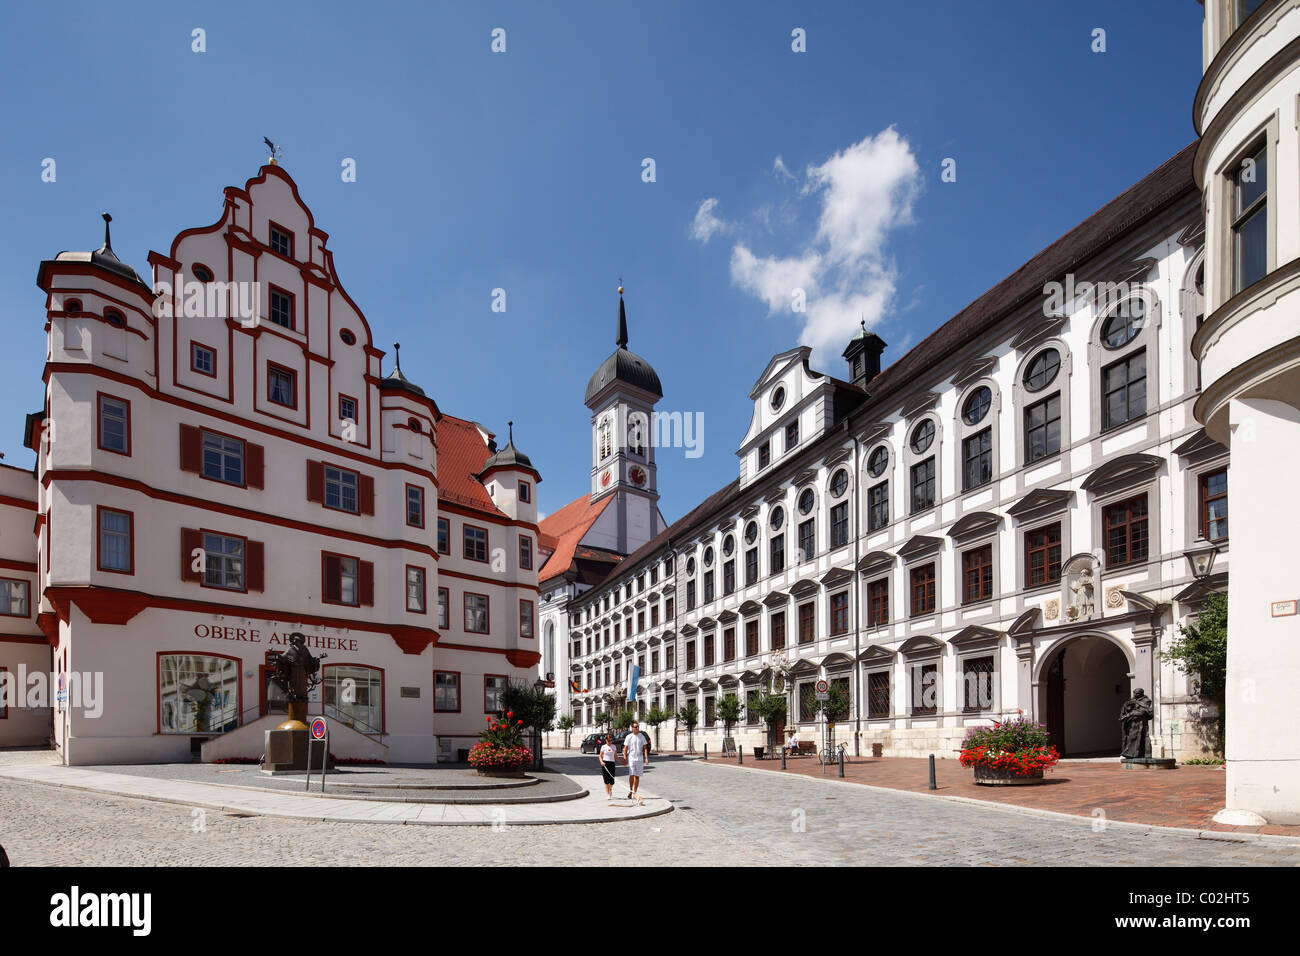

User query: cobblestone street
[1,751,1298,866]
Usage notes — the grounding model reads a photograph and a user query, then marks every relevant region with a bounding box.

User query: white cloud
[717,128,921,365]
[688,197,730,243]
[772,156,796,182]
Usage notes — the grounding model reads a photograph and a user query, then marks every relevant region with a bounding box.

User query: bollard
[704,744,707,761]
[738,745,743,765]
[838,747,845,778]
[928,753,937,790]
[781,746,787,770]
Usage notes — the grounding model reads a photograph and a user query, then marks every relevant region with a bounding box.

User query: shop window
[323,664,383,733]
[434,671,460,712]
[159,654,239,733]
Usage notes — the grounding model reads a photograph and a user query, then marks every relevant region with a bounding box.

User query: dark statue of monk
[1119,687,1154,759]
[267,632,325,726]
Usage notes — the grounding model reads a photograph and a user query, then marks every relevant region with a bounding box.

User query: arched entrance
[1039,635,1132,757]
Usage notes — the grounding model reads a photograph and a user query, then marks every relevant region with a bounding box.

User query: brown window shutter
[181,528,203,582]
[323,554,341,602]
[246,540,265,592]
[179,425,202,473]
[247,443,265,490]
[307,460,325,503]
[359,474,375,515]
[359,560,375,606]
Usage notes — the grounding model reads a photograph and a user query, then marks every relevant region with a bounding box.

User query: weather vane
[263,137,283,165]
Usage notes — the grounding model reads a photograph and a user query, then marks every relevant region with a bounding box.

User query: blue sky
[0,1,1203,523]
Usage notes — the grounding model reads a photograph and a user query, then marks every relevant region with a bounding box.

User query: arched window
[956,381,999,493]
[1093,292,1159,433]
[544,621,555,676]
[598,417,612,460]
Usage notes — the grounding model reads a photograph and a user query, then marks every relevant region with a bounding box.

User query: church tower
[583,287,666,554]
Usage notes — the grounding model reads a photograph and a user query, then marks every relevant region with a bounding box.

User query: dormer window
[269,224,293,258]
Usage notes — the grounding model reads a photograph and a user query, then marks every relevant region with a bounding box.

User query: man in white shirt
[622,721,648,803]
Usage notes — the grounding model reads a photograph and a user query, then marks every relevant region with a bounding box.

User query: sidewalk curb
[0,767,673,827]
[696,758,1300,847]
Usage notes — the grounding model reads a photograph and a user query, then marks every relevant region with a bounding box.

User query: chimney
[843,328,887,389]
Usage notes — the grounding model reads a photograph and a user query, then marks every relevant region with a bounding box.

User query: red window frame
[406,484,425,529]
[798,602,815,644]
[321,550,362,607]
[910,563,936,617]
[1025,523,1062,588]
[962,545,994,605]
[437,587,449,629]
[266,362,298,409]
[190,342,217,378]
[406,565,427,614]
[434,670,461,713]
[519,481,531,503]
[96,391,131,456]
[830,591,849,635]
[519,535,533,570]
[198,529,251,594]
[437,517,450,555]
[338,393,359,427]
[867,578,889,627]
[519,599,535,638]
[96,506,134,575]
[268,220,296,259]
[186,425,251,489]
[464,591,490,634]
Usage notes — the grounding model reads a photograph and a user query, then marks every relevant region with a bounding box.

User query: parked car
[579,733,606,754]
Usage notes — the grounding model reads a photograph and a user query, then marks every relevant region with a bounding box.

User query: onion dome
[584,288,663,405]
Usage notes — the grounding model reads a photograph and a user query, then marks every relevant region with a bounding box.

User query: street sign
[815,679,829,700]
[310,717,327,740]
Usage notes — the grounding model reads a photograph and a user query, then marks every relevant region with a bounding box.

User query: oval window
[339,329,357,346]
[703,546,715,568]
[962,386,992,425]
[798,488,815,515]
[64,298,82,313]
[744,521,758,545]
[771,386,786,411]
[867,446,888,478]
[686,557,696,576]
[722,535,735,556]
[770,506,785,531]
[910,420,935,454]
[408,417,422,433]
[192,264,214,283]
[1102,298,1146,349]
[1023,349,1061,392]
[830,469,848,498]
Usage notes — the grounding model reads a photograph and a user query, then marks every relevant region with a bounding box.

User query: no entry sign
[310,717,327,740]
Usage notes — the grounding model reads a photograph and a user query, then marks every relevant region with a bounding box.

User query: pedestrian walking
[622,720,649,803]
[598,733,618,801]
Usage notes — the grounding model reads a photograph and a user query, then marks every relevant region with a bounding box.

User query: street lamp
[533,676,548,770]
[1183,543,1219,580]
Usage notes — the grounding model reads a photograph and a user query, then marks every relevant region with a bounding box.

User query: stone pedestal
[1121,757,1176,771]
[264,728,309,772]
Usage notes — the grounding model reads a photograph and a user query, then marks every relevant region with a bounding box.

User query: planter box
[973,764,1045,786]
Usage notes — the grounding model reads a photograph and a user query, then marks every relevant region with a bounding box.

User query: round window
[962,386,992,425]
[798,488,815,515]
[1102,298,1146,349]
[744,521,758,545]
[408,417,422,433]
[64,298,82,313]
[686,557,696,576]
[339,328,357,346]
[1023,348,1061,392]
[910,420,935,454]
[830,469,848,498]
[770,506,785,531]
[867,446,888,478]
[703,546,714,567]
[723,535,735,557]
[771,386,786,412]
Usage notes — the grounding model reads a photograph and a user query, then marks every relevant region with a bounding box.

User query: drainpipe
[852,428,862,756]
[668,537,679,752]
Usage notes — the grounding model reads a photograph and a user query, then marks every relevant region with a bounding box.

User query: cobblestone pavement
[2,749,1298,865]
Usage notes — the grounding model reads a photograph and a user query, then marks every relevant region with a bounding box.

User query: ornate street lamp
[1183,543,1219,580]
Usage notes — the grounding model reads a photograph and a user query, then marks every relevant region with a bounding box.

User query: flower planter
[973,764,1045,786]
[475,767,528,778]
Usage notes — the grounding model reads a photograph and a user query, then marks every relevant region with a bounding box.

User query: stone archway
[1037,634,1134,757]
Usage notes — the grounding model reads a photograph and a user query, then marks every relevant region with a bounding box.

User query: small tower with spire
[581,284,666,552]
[476,419,541,523]
[843,319,887,390]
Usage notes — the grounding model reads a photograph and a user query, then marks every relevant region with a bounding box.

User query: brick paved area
[704,753,1300,837]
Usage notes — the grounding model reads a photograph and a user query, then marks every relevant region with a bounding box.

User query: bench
[787,741,816,757]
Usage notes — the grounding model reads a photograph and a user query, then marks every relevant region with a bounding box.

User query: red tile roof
[436,415,503,516]
[537,494,614,583]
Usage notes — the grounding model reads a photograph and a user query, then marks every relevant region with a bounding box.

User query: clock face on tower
[629,466,647,487]
[600,469,612,488]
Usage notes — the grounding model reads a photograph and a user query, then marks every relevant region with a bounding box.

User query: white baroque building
[563,144,1234,762]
